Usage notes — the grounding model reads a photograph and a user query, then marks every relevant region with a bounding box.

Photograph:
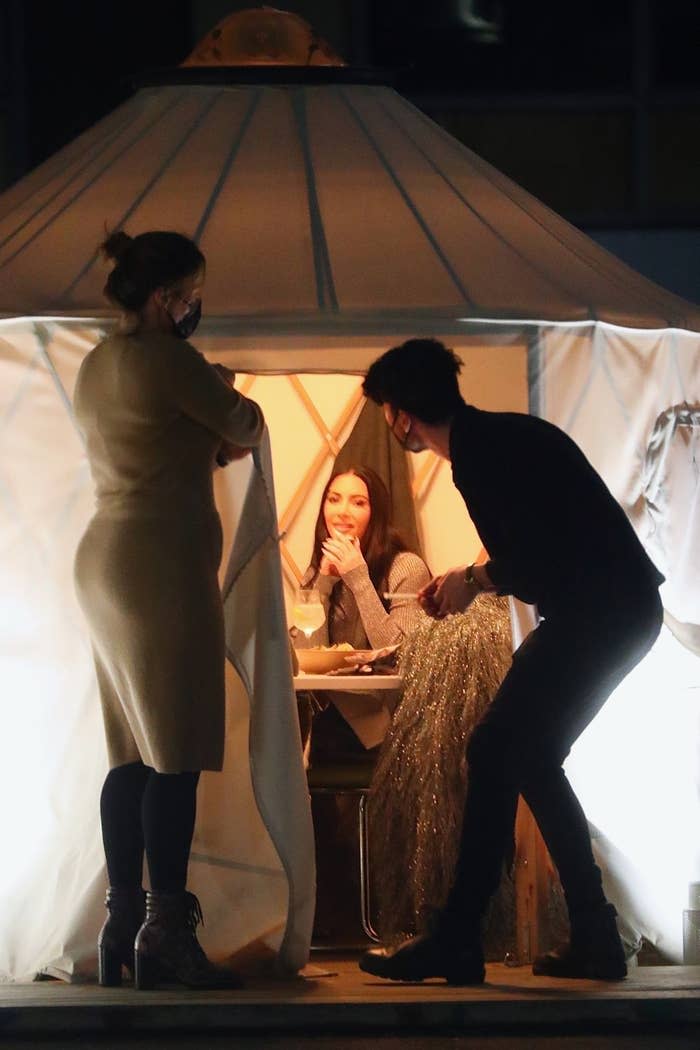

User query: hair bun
[100,229,132,263]
[99,229,205,313]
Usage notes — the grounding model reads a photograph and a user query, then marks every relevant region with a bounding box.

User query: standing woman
[73,230,264,989]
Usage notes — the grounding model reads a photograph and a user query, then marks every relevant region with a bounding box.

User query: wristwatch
[463,563,484,591]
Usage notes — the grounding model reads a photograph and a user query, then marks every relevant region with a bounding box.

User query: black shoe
[359,931,485,985]
[533,903,627,980]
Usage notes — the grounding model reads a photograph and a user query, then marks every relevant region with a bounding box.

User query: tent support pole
[527,327,544,418]
[32,322,85,447]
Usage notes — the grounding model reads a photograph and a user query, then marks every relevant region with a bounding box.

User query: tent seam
[193,88,262,244]
[0,111,140,255]
[0,90,189,276]
[376,90,583,311]
[337,85,474,308]
[405,96,689,326]
[291,88,338,313]
[62,89,228,298]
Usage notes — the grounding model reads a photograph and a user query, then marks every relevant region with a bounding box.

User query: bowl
[295,648,357,674]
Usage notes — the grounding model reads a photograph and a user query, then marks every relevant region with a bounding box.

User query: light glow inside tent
[1,314,697,978]
[0,25,698,975]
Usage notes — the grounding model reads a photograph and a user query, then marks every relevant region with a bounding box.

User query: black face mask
[389,412,427,454]
[171,299,202,339]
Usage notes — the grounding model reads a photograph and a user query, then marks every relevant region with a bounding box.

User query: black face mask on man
[389,411,427,454]
[170,298,202,340]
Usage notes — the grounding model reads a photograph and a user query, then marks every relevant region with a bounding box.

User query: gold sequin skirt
[368,594,518,957]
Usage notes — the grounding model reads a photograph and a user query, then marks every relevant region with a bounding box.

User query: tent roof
[1,80,698,334]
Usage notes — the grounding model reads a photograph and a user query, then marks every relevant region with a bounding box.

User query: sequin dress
[368,594,518,956]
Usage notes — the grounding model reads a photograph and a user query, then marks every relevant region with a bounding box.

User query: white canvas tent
[0,70,698,981]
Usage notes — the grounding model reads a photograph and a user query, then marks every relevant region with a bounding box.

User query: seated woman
[293,465,431,766]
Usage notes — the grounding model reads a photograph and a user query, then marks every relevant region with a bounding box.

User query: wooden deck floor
[1,958,699,1039]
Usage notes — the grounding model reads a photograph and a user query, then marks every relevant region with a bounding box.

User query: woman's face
[323,473,371,544]
[165,269,204,325]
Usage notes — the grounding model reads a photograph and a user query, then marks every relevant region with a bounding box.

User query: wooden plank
[288,375,341,457]
[514,797,538,964]
[1,961,698,1039]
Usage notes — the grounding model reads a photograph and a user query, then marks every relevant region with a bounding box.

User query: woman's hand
[216,442,251,467]
[419,566,479,619]
[318,552,339,576]
[321,531,365,578]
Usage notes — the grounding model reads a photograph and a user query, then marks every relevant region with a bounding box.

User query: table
[293,674,402,691]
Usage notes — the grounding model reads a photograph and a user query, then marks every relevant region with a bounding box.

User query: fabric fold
[220,427,315,972]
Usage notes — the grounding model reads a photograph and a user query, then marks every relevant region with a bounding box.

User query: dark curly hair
[363,338,463,424]
[100,229,205,312]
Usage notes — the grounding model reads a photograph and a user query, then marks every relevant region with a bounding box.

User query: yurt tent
[1,13,698,980]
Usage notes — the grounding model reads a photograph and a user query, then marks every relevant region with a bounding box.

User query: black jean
[445,590,663,929]
[100,762,200,893]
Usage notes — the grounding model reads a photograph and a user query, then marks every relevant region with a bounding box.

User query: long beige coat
[73,331,264,773]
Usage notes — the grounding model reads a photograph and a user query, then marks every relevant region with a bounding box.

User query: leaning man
[360,337,663,984]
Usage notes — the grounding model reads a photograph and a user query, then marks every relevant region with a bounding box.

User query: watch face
[465,565,485,591]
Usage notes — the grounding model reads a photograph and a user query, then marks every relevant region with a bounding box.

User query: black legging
[445,591,663,929]
[100,761,200,893]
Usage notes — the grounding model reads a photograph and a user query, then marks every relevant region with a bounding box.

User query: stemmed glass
[292,588,325,638]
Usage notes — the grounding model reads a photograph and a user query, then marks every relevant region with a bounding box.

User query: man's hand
[419,566,480,619]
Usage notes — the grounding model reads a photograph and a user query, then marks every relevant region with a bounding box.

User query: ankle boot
[133,891,243,990]
[532,902,627,980]
[98,887,146,987]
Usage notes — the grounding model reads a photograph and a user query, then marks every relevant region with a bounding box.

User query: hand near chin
[319,554,340,577]
[321,533,365,576]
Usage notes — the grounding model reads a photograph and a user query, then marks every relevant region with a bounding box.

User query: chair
[307,761,379,943]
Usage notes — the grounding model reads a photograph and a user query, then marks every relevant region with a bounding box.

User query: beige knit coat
[73,331,264,773]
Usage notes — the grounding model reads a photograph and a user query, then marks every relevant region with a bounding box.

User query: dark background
[1,0,698,300]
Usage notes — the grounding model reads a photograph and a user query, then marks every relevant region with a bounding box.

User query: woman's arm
[343,551,431,649]
[168,341,264,448]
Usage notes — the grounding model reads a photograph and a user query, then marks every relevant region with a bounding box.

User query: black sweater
[449,402,663,618]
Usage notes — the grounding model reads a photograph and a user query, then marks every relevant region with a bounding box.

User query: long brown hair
[305,465,410,597]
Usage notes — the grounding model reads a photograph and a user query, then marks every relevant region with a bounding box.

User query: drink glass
[292,588,325,638]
